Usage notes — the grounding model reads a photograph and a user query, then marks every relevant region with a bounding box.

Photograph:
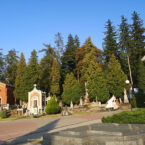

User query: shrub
[45,97,60,114]
[0,110,7,119]
[131,94,137,108]
[102,109,145,124]
[135,90,145,108]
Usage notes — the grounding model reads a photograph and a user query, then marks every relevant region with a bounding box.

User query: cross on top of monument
[34,84,37,88]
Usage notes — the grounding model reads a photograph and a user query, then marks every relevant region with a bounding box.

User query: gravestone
[79,97,83,106]
[124,88,129,103]
[119,98,122,104]
[105,95,119,110]
[62,106,70,116]
[70,101,73,109]
[84,82,89,103]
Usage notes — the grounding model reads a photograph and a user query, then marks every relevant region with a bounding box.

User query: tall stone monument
[124,88,129,103]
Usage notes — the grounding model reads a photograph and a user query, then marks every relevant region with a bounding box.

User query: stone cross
[34,84,37,89]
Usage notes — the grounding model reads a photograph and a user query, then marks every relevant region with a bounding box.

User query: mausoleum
[27,84,46,115]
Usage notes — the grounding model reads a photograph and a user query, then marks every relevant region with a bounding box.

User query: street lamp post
[125,80,132,111]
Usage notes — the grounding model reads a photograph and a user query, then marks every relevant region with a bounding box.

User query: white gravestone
[70,101,73,109]
[79,97,83,106]
[105,95,119,110]
[124,88,129,103]
[119,98,122,104]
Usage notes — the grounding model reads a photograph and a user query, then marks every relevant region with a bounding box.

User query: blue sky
[0,0,145,62]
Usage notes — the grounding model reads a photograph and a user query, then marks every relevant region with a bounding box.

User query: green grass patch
[102,109,145,124]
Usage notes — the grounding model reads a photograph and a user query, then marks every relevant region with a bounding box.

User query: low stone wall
[43,123,145,145]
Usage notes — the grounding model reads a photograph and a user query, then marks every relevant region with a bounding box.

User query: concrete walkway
[0,110,122,145]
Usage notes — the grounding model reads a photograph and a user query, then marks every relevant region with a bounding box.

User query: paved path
[0,110,122,145]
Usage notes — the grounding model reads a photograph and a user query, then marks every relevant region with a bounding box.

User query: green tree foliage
[81,37,102,82]
[15,53,26,100]
[39,44,56,93]
[19,50,39,101]
[50,59,61,96]
[103,19,118,63]
[54,32,64,61]
[0,49,5,81]
[86,57,109,102]
[107,55,127,98]
[137,57,145,91]
[5,49,18,85]
[131,11,145,85]
[61,34,79,79]
[45,97,60,114]
[62,73,82,105]
[119,16,131,76]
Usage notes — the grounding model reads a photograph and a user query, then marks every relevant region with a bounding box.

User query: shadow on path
[1,118,60,145]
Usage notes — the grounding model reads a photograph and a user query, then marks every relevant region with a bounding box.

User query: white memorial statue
[124,88,129,103]
[105,95,119,110]
[79,97,83,106]
[70,101,73,109]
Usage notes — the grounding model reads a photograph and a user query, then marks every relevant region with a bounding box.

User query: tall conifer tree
[39,44,56,93]
[61,34,77,78]
[62,73,82,105]
[131,11,145,85]
[15,53,26,100]
[50,59,61,96]
[107,55,127,98]
[103,19,118,63]
[5,49,18,85]
[20,50,39,101]
[137,58,145,91]
[0,49,5,82]
[119,16,131,76]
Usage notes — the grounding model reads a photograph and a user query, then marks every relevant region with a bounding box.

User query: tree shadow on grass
[1,118,60,145]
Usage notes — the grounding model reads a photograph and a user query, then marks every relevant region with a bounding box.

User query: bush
[135,90,145,108]
[102,109,145,124]
[131,94,137,108]
[0,110,7,119]
[45,97,60,114]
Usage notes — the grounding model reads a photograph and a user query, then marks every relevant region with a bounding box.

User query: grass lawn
[102,109,145,124]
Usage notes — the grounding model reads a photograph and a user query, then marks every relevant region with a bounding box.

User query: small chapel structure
[27,84,46,115]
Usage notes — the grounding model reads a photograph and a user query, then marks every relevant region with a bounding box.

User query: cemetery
[0,2,145,144]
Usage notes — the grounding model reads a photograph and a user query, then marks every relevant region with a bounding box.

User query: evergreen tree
[74,35,80,48]
[62,73,82,105]
[76,45,86,82]
[61,34,76,78]
[119,16,131,76]
[39,44,56,93]
[0,49,5,81]
[86,57,109,102]
[131,11,145,85]
[15,53,26,100]
[107,55,127,98]
[20,50,39,101]
[103,19,118,63]
[81,37,102,82]
[54,32,64,61]
[5,49,18,85]
[137,57,145,91]
[50,59,61,96]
